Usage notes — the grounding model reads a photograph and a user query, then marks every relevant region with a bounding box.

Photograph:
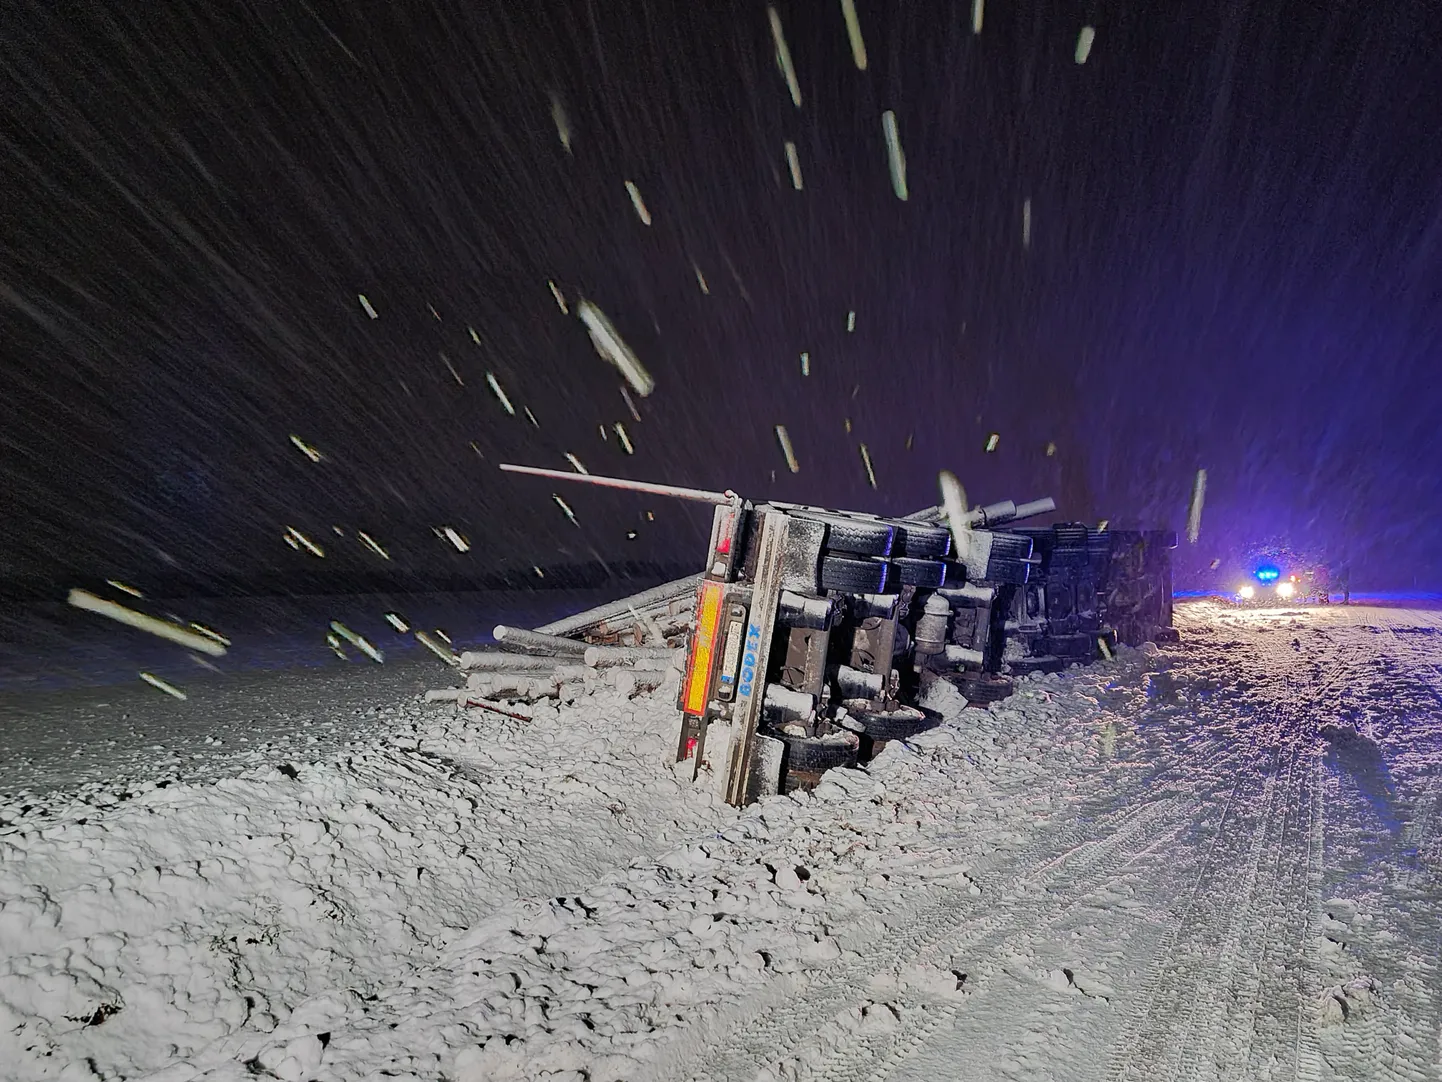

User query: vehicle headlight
[1238,585,1255,599]
[1276,581,1295,598]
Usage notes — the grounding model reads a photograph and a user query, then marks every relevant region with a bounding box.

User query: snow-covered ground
[0,589,615,794]
[2,600,1440,1081]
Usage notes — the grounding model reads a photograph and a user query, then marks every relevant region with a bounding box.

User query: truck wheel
[819,554,891,593]
[885,521,951,559]
[765,728,861,773]
[986,533,1034,560]
[841,700,940,741]
[953,671,1015,704]
[982,556,1032,585]
[791,512,894,557]
[891,557,948,588]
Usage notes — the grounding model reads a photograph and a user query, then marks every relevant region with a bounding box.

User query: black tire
[983,555,1033,585]
[891,557,948,588]
[953,671,1015,704]
[841,700,940,741]
[885,521,951,559]
[764,728,861,773]
[819,554,891,594]
[792,512,894,557]
[986,532,1034,561]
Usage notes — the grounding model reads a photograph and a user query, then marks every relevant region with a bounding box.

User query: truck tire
[891,557,948,588]
[986,533,1034,560]
[842,700,940,741]
[819,554,891,593]
[885,521,951,559]
[765,728,861,773]
[982,555,1032,585]
[953,671,1015,704]
[791,512,894,557]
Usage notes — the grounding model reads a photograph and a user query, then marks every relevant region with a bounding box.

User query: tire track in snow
[803,811,1194,1082]
[1236,730,1321,1079]
[1297,741,1327,1082]
[649,795,1194,1082]
[817,637,1322,1082]
[1205,635,1328,1081]
[1102,628,1324,1082]
[1104,765,1286,1080]
[1174,607,1442,1082]
[799,626,1332,1082]
[1116,606,1439,1082]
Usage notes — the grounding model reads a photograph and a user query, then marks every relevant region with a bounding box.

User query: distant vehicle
[1228,554,1331,605]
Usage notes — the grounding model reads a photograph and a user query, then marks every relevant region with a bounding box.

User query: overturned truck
[442,465,1178,806]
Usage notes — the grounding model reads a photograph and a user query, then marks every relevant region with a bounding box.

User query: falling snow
[775,425,800,474]
[2,3,1440,1072]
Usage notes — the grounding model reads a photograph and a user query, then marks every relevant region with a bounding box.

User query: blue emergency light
[1256,565,1281,583]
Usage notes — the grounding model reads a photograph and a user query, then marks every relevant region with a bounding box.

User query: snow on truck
[435,464,1178,806]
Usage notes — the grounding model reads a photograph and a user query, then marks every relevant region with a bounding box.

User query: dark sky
[2,0,1439,596]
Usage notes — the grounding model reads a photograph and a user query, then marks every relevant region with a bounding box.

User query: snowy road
[2,601,1439,1081]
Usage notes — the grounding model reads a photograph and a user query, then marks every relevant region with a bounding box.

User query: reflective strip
[682,580,725,715]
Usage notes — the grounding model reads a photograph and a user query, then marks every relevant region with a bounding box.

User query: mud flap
[704,718,738,801]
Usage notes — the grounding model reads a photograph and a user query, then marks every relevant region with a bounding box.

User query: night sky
[3,0,1439,599]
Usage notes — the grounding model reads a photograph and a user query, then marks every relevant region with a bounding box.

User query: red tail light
[715,511,734,556]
